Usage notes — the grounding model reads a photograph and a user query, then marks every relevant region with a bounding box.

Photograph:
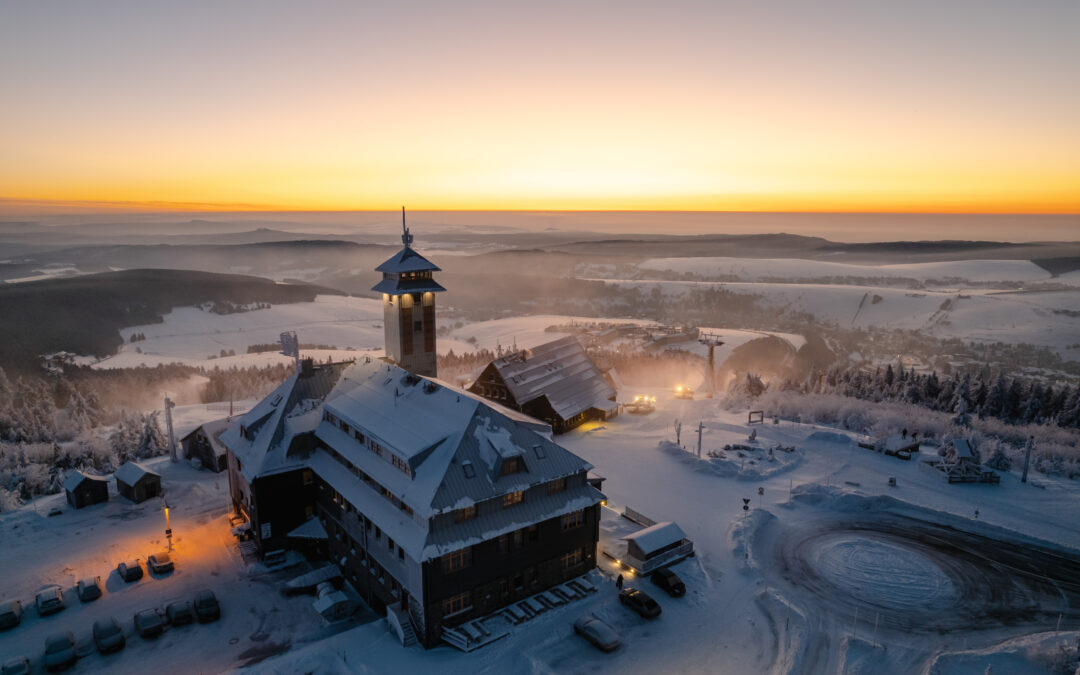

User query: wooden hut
[114,461,161,503]
[63,470,109,509]
[181,417,231,472]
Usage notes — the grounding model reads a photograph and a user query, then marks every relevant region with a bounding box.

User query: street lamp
[162,495,173,552]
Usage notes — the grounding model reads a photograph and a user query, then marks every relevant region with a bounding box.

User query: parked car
[43,631,77,671]
[117,560,143,582]
[166,601,194,626]
[1,656,31,675]
[134,608,165,639]
[147,552,174,574]
[0,600,22,630]
[92,616,126,654]
[572,614,621,652]
[46,506,63,517]
[193,589,220,623]
[77,576,103,602]
[618,587,662,619]
[35,586,65,616]
[650,567,686,597]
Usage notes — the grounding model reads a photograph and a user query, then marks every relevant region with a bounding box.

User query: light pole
[162,495,173,552]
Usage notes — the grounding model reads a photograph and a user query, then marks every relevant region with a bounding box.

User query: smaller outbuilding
[114,461,161,503]
[181,417,231,472]
[622,521,694,574]
[63,470,109,509]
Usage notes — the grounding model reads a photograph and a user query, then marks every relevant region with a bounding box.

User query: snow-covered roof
[482,335,617,421]
[287,518,328,540]
[952,438,974,459]
[373,246,442,274]
[623,521,688,555]
[220,361,352,483]
[182,417,232,459]
[63,470,107,492]
[114,461,159,486]
[318,359,597,521]
[371,276,446,295]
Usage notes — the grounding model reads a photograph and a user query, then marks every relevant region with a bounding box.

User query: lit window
[441,547,473,573]
[502,491,524,508]
[302,469,313,485]
[561,509,585,530]
[560,548,584,570]
[547,478,567,494]
[500,456,524,476]
[455,505,477,522]
[442,591,470,616]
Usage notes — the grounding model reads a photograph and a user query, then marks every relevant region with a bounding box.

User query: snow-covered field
[638,257,1080,286]
[598,278,1080,350]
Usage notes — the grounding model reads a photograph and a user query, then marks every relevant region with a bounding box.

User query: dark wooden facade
[66,475,109,509]
[181,424,228,472]
[116,471,160,504]
[470,365,607,434]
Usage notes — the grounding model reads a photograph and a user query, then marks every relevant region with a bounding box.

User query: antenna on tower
[401,206,413,247]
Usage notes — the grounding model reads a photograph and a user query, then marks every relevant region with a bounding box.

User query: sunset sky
[1,0,1078,214]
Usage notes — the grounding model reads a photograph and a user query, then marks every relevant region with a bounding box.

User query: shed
[948,439,976,464]
[114,461,161,503]
[622,521,694,574]
[181,417,231,472]
[63,470,109,509]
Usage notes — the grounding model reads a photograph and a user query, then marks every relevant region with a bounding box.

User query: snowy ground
[204,388,1079,674]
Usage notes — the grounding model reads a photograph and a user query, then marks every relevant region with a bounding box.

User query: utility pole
[674,420,682,446]
[697,422,704,458]
[164,396,177,462]
[1021,436,1033,483]
[697,333,725,398]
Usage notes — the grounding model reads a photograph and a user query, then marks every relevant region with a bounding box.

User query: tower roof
[374,246,442,274]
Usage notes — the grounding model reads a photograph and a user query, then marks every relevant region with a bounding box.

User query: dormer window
[500,456,525,476]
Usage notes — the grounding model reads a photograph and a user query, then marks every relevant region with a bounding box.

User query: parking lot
[0,460,331,674]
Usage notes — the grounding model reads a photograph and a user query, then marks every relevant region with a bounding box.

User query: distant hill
[0,269,343,373]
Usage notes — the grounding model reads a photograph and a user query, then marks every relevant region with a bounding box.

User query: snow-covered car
[166,601,194,625]
[35,586,65,616]
[92,616,126,654]
[134,608,165,639]
[650,568,686,597]
[147,552,174,574]
[618,587,662,619]
[1,656,31,675]
[194,589,220,622]
[77,576,103,602]
[0,600,22,630]
[43,631,77,671]
[117,560,143,582]
[572,614,620,652]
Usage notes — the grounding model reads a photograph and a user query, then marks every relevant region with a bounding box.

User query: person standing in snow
[616,574,623,590]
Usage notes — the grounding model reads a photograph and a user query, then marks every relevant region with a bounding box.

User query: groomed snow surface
[6,387,1073,672]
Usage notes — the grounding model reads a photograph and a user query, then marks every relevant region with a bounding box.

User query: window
[502,491,524,508]
[500,456,524,476]
[338,419,349,433]
[398,547,405,561]
[414,320,423,332]
[375,526,381,540]
[561,509,585,530]
[532,444,547,459]
[455,505,477,522]
[353,429,365,443]
[401,502,413,516]
[302,469,313,485]
[442,592,470,616]
[391,454,411,476]
[304,505,314,518]
[441,547,473,573]
[560,548,584,570]
[388,538,395,552]
[370,440,385,457]
[547,477,567,494]
[461,461,476,479]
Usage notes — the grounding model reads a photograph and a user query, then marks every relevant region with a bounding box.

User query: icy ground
[4,393,1079,674]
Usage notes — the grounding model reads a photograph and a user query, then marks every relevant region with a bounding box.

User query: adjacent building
[114,461,162,503]
[468,335,618,433]
[63,470,109,509]
[181,417,231,472]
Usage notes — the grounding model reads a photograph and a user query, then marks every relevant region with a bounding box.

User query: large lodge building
[222,219,604,648]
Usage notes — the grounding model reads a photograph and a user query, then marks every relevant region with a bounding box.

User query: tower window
[414,320,422,332]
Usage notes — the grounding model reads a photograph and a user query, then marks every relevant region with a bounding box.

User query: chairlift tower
[164,396,177,462]
[698,333,725,398]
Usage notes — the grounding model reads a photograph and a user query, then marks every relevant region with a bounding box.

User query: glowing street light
[162,495,173,552]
